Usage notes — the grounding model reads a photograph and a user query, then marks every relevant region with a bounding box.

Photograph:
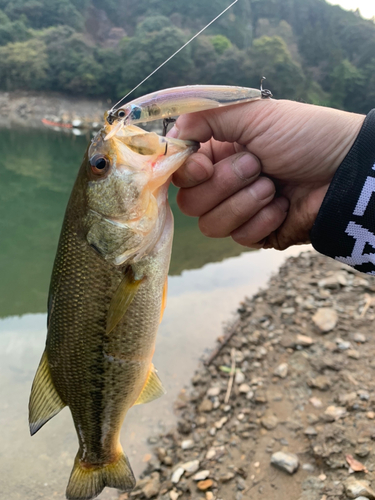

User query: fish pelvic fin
[29,350,66,436]
[66,450,135,500]
[134,364,166,406]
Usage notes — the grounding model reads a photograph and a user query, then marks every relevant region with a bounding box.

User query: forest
[0,0,374,114]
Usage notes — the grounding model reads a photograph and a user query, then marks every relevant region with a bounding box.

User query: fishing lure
[105,83,272,140]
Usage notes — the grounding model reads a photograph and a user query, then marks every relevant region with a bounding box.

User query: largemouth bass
[29,119,198,500]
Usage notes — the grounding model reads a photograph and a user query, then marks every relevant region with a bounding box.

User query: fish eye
[89,154,110,176]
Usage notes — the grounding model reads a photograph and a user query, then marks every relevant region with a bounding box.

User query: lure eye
[90,154,110,176]
[117,110,126,118]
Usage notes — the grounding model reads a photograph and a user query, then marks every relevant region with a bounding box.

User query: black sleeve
[310,109,375,275]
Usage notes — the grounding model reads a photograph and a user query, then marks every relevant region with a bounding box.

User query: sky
[327,0,375,19]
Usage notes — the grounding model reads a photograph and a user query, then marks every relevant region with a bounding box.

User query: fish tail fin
[66,449,135,500]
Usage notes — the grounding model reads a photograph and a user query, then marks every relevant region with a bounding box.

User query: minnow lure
[105,84,272,140]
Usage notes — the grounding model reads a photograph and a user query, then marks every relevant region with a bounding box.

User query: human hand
[170,99,365,250]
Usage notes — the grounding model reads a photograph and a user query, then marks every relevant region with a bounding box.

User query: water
[0,127,309,499]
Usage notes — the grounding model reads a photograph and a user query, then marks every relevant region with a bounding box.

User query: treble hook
[260,76,273,99]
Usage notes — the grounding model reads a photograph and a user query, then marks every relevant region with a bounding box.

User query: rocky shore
[124,251,375,500]
[0,91,108,129]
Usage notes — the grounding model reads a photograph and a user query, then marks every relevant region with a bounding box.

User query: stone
[214,416,228,429]
[142,472,160,499]
[235,371,245,384]
[197,479,213,491]
[304,426,318,436]
[199,399,213,412]
[206,493,214,500]
[171,467,184,484]
[348,349,360,359]
[169,491,180,500]
[239,383,251,394]
[318,273,347,288]
[207,386,221,397]
[312,308,338,332]
[351,332,367,343]
[181,460,200,474]
[274,363,288,378]
[308,375,331,391]
[181,439,194,450]
[309,397,323,408]
[296,334,314,346]
[219,472,235,483]
[193,470,210,481]
[323,405,346,421]
[261,413,279,430]
[271,451,299,474]
[344,478,375,499]
[336,338,351,350]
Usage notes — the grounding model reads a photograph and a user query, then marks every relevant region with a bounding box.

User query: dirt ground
[122,251,375,500]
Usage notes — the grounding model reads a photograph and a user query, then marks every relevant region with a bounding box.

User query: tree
[210,35,232,55]
[0,39,47,90]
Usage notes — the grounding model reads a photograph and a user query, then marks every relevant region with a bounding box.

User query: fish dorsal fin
[106,267,143,335]
[133,364,166,406]
[29,350,66,436]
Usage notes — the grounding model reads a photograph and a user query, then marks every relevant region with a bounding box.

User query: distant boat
[42,118,73,129]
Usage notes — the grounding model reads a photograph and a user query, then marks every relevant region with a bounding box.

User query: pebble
[181,460,200,473]
[270,451,299,474]
[312,307,338,332]
[296,334,314,346]
[323,405,347,421]
[219,472,235,483]
[336,338,351,350]
[235,371,245,384]
[239,383,251,394]
[261,413,278,430]
[205,493,214,500]
[274,363,288,378]
[207,387,221,397]
[304,426,318,436]
[181,439,194,450]
[351,332,367,343]
[367,411,375,419]
[206,448,216,460]
[199,399,213,412]
[169,491,180,500]
[193,470,210,481]
[142,472,160,499]
[308,375,331,391]
[348,349,360,359]
[197,479,213,491]
[344,478,375,499]
[302,463,315,472]
[171,467,184,484]
[309,397,323,408]
[214,416,228,429]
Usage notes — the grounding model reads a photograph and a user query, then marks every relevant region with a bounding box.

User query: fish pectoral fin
[106,267,143,335]
[29,350,66,436]
[134,364,166,406]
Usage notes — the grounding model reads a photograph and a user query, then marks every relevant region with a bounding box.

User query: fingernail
[233,153,260,180]
[167,125,179,138]
[249,177,274,201]
[186,159,209,183]
[275,196,289,212]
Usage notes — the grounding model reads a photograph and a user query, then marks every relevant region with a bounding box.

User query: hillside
[0,0,374,113]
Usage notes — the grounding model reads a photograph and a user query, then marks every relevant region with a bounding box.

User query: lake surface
[0,127,309,499]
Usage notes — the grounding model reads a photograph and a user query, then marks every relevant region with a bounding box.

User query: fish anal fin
[159,277,168,324]
[66,448,135,500]
[134,364,166,406]
[29,350,66,436]
[106,267,143,335]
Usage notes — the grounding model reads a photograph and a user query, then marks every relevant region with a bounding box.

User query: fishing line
[110,0,239,111]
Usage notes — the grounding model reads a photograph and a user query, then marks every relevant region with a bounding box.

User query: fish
[105,84,272,139]
[28,115,198,500]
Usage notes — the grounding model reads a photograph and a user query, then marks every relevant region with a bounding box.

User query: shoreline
[0,91,109,130]
[127,251,375,500]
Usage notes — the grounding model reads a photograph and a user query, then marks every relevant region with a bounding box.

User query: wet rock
[344,478,375,499]
[274,363,288,378]
[142,472,161,499]
[312,308,338,332]
[199,399,213,412]
[197,479,213,491]
[271,451,299,474]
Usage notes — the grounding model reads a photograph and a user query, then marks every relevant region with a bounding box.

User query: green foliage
[211,35,232,55]
[0,39,47,89]
[0,0,374,113]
